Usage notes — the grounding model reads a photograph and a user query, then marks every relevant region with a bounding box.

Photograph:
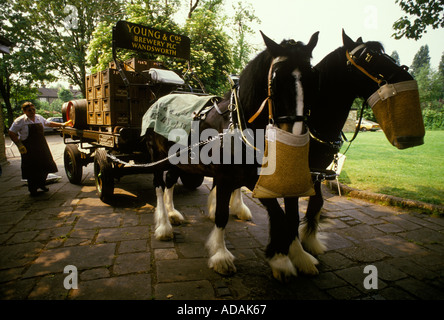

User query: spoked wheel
[64,144,83,184]
[94,149,114,203]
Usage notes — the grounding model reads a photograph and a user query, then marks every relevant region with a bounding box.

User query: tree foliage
[392,0,444,40]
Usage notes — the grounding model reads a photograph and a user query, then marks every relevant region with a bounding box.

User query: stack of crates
[85,58,160,127]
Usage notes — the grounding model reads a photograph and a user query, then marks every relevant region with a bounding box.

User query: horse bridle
[346,44,409,86]
[248,56,306,125]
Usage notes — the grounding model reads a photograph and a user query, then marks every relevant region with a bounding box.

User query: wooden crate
[86,75,92,88]
[92,72,101,86]
[86,87,94,100]
[93,99,102,112]
[87,100,94,112]
[93,86,103,100]
[102,98,126,112]
[102,83,128,99]
[87,112,96,125]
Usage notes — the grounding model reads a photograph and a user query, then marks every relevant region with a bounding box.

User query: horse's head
[343,30,425,149]
[254,31,319,133]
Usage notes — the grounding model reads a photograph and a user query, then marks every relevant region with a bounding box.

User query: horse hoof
[268,254,297,282]
[232,204,252,221]
[208,250,236,275]
[289,239,319,276]
[155,225,174,241]
[169,210,185,225]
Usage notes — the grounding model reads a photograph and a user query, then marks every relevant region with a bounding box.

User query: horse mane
[237,49,271,112]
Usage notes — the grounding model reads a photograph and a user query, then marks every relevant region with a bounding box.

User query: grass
[338,130,444,206]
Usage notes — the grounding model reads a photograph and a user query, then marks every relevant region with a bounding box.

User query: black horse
[216,30,425,276]
[299,30,424,259]
[144,32,320,281]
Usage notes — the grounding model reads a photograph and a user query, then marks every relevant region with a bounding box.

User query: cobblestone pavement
[0,134,443,301]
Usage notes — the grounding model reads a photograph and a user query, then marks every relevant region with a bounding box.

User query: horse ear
[356,37,363,43]
[306,31,319,54]
[260,31,284,57]
[342,29,355,51]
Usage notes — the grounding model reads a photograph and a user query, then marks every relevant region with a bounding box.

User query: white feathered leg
[206,226,236,275]
[268,254,297,282]
[207,187,217,221]
[288,237,319,275]
[229,188,252,221]
[154,187,173,241]
[163,185,184,225]
[299,220,327,256]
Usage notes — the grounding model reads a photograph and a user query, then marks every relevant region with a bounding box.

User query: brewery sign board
[113,21,190,60]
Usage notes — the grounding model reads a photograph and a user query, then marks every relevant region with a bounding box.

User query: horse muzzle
[367,80,425,150]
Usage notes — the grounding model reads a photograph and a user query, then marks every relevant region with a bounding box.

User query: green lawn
[338,130,444,206]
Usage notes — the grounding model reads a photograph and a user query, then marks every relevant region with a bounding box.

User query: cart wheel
[64,144,83,184]
[94,149,114,202]
[180,172,205,190]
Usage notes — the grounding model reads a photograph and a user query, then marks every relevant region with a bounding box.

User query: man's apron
[21,123,58,179]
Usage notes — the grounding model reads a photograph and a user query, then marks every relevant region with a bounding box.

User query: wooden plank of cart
[60,20,205,202]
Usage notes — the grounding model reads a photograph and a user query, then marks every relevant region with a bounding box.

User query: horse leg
[206,180,236,275]
[299,181,327,255]
[153,171,174,241]
[164,168,185,225]
[229,188,252,221]
[208,187,252,221]
[260,198,296,282]
[284,197,319,275]
[207,185,216,221]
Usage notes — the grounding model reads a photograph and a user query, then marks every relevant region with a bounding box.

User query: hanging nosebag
[252,124,315,198]
[367,80,425,150]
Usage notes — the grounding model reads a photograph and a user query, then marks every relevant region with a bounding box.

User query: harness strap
[248,57,286,124]
[346,50,383,85]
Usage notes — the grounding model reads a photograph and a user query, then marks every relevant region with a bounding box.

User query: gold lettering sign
[113,21,190,60]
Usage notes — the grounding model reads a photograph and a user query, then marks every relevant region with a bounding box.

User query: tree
[11,0,124,97]
[390,50,401,65]
[410,45,430,77]
[392,0,444,40]
[87,0,181,73]
[0,0,55,127]
[230,1,261,74]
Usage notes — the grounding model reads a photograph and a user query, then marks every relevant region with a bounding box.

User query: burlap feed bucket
[367,80,425,150]
[252,125,315,198]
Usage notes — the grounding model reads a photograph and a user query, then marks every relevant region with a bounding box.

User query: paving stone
[119,239,148,253]
[156,258,220,283]
[70,274,152,300]
[155,248,179,260]
[0,242,45,269]
[155,280,215,300]
[96,226,149,243]
[23,243,116,278]
[395,278,444,300]
[364,235,426,257]
[337,243,389,263]
[113,252,151,275]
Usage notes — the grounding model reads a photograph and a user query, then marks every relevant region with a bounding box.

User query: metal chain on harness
[106,132,226,168]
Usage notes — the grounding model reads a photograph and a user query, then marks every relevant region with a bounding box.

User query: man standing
[8,101,71,196]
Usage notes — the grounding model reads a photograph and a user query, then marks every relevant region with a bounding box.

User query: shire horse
[300,30,423,257]
[144,31,320,281]
[216,30,425,276]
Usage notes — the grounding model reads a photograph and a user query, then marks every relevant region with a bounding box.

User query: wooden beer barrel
[65,99,87,129]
